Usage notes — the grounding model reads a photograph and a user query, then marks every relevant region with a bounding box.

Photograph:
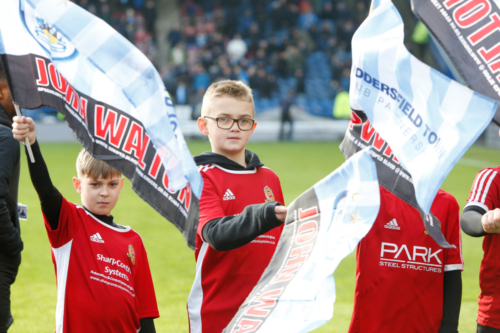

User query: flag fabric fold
[412,0,500,125]
[347,0,496,245]
[0,0,202,248]
[224,148,380,333]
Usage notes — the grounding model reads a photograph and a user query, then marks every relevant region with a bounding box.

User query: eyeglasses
[204,116,255,131]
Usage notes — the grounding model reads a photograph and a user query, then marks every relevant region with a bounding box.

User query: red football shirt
[465,167,500,328]
[43,197,159,333]
[349,187,463,333]
[187,163,284,333]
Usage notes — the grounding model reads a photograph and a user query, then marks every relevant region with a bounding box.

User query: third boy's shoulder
[431,189,460,220]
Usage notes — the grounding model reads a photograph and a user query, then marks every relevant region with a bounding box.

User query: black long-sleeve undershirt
[24,141,155,331]
[439,270,462,333]
[202,201,283,251]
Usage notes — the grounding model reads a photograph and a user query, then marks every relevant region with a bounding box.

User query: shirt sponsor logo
[264,186,275,202]
[379,242,443,273]
[90,232,105,243]
[223,189,236,201]
[384,218,400,230]
[97,254,132,274]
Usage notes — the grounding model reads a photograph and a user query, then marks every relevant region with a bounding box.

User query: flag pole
[14,103,35,163]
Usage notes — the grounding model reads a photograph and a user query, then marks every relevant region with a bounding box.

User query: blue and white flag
[224,148,380,333]
[0,0,202,248]
[350,0,497,215]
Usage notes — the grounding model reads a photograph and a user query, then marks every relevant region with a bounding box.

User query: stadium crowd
[66,0,369,118]
[163,0,369,117]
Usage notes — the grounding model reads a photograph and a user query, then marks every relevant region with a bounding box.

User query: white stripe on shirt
[481,171,498,204]
[473,169,493,202]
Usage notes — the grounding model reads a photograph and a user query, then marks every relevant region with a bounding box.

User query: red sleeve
[43,197,81,248]
[440,195,464,271]
[198,174,225,239]
[466,168,500,212]
[134,240,159,319]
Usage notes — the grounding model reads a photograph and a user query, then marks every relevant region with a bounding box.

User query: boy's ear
[197,117,209,136]
[73,177,82,194]
[119,177,125,190]
[250,121,257,134]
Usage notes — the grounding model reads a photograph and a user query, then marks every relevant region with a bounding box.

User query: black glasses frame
[204,116,255,131]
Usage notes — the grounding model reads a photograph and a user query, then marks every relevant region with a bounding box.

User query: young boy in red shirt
[187,80,287,333]
[12,116,159,333]
[461,166,500,333]
[349,187,463,333]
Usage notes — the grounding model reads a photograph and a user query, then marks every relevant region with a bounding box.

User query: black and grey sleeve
[460,205,488,237]
[202,201,283,251]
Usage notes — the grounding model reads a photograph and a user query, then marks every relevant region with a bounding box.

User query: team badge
[21,3,78,61]
[127,245,136,265]
[264,186,275,202]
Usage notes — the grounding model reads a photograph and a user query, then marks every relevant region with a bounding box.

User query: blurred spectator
[319,2,336,21]
[143,0,156,36]
[294,69,305,95]
[168,25,182,48]
[279,89,296,141]
[192,65,211,91]
[339,68,351,92]
[176,79,189,105]
[333,88,350,119]
[227,34,248,64]
[298,2,319,29]
[171,44,186,66]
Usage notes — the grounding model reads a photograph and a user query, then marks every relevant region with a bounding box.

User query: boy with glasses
[187,80,287,333]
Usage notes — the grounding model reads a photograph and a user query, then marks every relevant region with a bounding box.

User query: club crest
[20,1,77,61]
[127,245,136,265]
[264,186,275,202]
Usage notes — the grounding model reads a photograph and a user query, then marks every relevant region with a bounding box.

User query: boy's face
[73,174,125,216]
[198,96,256,157]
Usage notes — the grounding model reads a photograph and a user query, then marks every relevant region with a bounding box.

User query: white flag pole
[14,103,35,163]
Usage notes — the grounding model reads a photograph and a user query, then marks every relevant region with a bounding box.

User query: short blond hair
[76,149,121,179]
[201,80,255,117]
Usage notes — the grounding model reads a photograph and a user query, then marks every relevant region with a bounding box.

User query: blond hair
[201,80,255,116]
[76,149,121,179]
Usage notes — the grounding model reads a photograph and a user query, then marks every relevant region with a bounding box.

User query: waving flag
[224,148,380,333]
[345,0,496,246]
[0,0,202,248]
[412,0,500,125]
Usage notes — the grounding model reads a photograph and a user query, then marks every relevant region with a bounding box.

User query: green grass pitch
[8,140,499,332]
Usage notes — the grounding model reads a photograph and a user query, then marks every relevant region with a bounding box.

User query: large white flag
[0,0,202,248]
[350,0,497,215]
[225,148,380,333]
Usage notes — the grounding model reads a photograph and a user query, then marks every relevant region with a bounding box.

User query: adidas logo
[90,233,105,243]
[384,219,401,230]
[223,189,236,201]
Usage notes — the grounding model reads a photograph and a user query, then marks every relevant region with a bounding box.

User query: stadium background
[8,0,499,332]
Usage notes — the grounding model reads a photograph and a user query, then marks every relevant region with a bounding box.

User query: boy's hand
[12,116,36,145]
[482,208,500,234]
[275,205,287,223]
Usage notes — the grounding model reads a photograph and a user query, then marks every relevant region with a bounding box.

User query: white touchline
[458,158,493,169]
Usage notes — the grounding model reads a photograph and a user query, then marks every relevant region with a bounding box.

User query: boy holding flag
[187,80,287,333]
[12,116,159,333]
